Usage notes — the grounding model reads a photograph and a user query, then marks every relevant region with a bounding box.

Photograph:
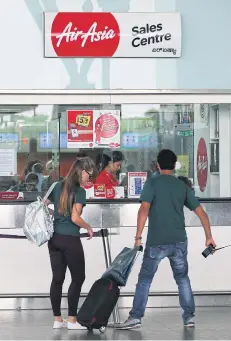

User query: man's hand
[205,237,216,248]
[134,201,150,249]
[134,238,142,248]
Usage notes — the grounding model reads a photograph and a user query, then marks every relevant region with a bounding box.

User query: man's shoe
[115,317,141,330]
[184,318,195,328]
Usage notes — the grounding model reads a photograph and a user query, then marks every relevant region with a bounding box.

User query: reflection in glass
[0,103,225,199]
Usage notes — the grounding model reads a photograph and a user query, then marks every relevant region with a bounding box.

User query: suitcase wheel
[99,326,106,333]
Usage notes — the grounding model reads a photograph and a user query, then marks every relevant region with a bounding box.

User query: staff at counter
[95,151,124,186]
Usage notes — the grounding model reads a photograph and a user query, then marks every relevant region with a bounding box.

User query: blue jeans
[130,240,195,323]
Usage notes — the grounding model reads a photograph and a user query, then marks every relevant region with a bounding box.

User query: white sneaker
[67,321,87,330]
[53,320,67,329]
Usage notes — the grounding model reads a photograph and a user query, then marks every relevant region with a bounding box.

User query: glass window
[56,103,222,199]
[0,105,59,201]
[0,102,226,201]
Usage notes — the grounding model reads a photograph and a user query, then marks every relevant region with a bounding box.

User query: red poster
[94,184,106,198]
[197,138,208,192]
[67,110,94,148]
[0,192,24,200]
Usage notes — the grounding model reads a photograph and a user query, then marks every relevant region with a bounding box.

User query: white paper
[0,149,17,176]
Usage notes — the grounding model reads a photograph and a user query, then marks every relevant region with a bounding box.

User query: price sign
[76,115,91,127]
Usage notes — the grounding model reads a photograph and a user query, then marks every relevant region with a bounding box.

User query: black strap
[214,244,231,252]
[0,234,26,239]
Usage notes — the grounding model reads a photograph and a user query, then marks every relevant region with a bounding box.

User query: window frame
[0,89,231,105]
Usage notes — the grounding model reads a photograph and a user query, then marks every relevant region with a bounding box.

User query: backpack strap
[43,182,58,202]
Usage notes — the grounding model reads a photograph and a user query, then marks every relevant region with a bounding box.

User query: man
[151,160,182,178]
[116,149,216,330]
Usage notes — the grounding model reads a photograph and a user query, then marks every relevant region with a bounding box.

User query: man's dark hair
[76,152,88,161]
[157,149,177,170]
[25,172,39,184]
[127,164,135,172]
[32,163,43,174]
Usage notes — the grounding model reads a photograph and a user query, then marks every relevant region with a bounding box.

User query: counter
[0,199,230,310]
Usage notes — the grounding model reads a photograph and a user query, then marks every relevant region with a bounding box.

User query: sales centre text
[131,23,171,47]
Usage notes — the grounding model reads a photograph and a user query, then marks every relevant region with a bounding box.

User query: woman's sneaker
[67,321,87,330]
[184,318,195,328]
[53,320,67,329]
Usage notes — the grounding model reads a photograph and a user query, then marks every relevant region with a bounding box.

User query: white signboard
[44,12,181,58]
[128,172,147,198]
[0,148,17,176]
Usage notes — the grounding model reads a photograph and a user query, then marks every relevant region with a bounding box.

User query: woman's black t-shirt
[48,181,86,236]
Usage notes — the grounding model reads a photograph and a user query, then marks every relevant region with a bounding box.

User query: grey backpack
[23,182,57,246]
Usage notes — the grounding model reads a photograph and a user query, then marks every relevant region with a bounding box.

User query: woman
[95,151,124,186]
[46,157,96,330]
[95,123,102,145]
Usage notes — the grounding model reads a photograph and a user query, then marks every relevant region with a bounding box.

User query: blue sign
[122,132,157,149]
[39,132,67,149]
[60,132,67,148]
[39,132,52,148]
[134,177,142,195]
[0,133,19,145]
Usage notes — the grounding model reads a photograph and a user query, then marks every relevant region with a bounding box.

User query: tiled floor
[0,307,230,340]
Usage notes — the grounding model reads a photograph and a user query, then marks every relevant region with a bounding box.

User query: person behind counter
[95,151,124,186]
[45,156,96,330]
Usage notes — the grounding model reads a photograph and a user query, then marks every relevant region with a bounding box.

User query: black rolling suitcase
[77,277,120,333]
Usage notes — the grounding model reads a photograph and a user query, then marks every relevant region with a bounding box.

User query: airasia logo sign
[197,138,208,192]
[51,12,120,57]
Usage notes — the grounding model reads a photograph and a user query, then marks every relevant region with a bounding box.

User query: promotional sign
[67,110,94,148]
[0,192,24,200]
[93,110,120,148]
[197,138,208,192]
[128,172,147,198]
[44,12,181,58]
[85,184,124,199]
[94,184,106,198]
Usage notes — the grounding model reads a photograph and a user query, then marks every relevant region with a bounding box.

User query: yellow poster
[177,155,189,177]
